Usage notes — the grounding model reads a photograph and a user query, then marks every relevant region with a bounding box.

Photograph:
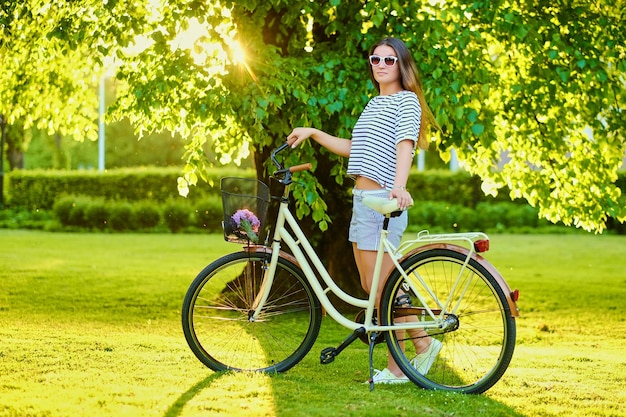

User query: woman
[287,37,441,384]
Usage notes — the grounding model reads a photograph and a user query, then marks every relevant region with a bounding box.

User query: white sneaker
[368,368,410,384]
[411,338,442,375]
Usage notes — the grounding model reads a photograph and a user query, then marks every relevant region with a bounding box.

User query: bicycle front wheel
[380,248,516,393]
[182,251,322,373]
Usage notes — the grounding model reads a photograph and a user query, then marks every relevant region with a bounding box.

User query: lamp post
[0,114,6,208]
[98,74,105,171]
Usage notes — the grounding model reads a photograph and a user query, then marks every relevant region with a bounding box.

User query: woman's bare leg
[352,243,431,377]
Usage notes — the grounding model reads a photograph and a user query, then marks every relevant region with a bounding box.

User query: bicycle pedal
[320,347,336,364]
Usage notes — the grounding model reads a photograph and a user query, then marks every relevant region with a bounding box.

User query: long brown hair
[368,37,438,150]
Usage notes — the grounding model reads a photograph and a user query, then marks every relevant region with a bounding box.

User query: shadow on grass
[271,372,528,417]
[163,372,226,417]
[164,367,527,417]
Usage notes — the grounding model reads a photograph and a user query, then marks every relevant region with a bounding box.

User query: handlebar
[270,142,290,169]
[289,163,313,173]
[271,142,312,185]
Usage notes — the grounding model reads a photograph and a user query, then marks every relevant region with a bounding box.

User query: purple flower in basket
[231,209,261,242]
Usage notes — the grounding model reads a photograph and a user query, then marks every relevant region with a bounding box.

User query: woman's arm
[287,127,351,157]
[389,139,415,209]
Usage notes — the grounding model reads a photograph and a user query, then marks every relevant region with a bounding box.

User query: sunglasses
[369,55,398,67]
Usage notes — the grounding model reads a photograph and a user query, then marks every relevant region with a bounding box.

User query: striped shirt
[347,90,421,188]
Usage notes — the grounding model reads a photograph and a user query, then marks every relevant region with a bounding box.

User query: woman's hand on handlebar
[287,127,351,158]
[287,127,318,148]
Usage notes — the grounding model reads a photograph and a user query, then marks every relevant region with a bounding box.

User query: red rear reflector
[511,289,519,302]
[474,239,490,253]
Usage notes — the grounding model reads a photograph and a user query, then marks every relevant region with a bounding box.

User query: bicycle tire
[182,251,322,373]
[380,248,516,393]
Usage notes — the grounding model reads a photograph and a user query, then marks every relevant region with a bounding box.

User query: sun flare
[230,40,246,65]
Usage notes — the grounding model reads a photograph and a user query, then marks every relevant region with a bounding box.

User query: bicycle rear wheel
[182,251,322,373]
[380,248,516,393]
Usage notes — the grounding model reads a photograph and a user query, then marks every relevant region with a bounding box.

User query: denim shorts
[348,188,408,251]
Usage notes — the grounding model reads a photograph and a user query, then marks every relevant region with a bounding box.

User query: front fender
[242,245,300,267]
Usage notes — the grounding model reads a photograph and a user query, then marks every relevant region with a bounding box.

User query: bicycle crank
[320,327,366,364]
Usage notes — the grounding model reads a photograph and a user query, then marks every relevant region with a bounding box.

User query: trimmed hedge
[6,167,519,211]
[134,202,161,229]
[3,167,625,233]
[50,195,224,233]
[5,167,253,210]
[108,202,134,231]
[406,200,551,233]
[45,194,554,234]
[407,170,486,207]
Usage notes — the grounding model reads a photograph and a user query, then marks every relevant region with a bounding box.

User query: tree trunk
[53,133,69,169]
[5,122,24,170]
[7,142,24,170]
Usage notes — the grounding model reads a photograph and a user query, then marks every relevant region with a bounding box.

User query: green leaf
[471,124,484,135]
[372,9,384,27]
[326,101,343,113]
[255,107,267,119]
[257,97,269,108]
[514,25,528,40]
[467,109,478,123]
[556,67,569,82]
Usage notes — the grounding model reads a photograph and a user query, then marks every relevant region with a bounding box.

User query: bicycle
[182,143,520,393]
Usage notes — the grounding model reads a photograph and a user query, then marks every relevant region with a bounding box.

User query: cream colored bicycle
[182,143,520,393]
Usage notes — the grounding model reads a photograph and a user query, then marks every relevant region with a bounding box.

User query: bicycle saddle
[362,196,414,215]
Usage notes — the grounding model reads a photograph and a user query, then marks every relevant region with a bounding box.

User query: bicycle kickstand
[367,331,378,391]
[320,328,366,365]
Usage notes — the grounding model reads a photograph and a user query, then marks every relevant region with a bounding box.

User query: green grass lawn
[1,230,625,417]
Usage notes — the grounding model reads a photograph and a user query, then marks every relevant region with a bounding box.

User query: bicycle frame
[249,181,511,335]
[182,145,519,392]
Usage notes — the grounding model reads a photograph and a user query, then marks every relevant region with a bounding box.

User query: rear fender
[397,243,519,317]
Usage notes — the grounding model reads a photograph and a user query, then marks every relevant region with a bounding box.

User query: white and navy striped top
[347,90,421,188]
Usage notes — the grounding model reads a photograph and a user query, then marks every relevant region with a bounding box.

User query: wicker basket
[221,177,270,244]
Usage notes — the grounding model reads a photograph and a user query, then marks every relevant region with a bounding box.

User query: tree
[0,0,151,165]
[2,1,625,294]
[109,0,625,291]
[105,1,626,231]
[450,1,626,232]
